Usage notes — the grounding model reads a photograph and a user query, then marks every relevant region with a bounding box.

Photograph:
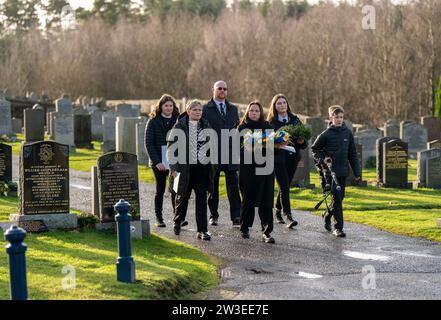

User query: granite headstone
[0,143,12,183]
[421,116,441,142]
[24,107,45,143]
[426,156,441,189]
[400,122,427,156]
[382,139,409,188]
[97,152,140,223]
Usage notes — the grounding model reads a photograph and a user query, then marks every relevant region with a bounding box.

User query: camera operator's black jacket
[311,123,361,178]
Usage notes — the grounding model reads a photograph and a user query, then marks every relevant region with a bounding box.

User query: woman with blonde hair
[167,100,217,240]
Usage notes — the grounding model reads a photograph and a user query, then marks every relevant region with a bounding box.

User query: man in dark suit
[202,80,241,226]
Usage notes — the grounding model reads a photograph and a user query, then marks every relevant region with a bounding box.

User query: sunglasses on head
[216,87,227,91]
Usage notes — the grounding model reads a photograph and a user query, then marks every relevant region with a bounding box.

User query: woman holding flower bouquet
[267,94,308,228]
[237,101,285,243]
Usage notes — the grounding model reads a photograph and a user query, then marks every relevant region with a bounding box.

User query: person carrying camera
[311,105,361,237]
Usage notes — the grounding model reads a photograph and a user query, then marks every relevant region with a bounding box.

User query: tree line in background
[0,0,440,126]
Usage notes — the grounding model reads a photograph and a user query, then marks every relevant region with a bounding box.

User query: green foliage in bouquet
[279,124,312,140]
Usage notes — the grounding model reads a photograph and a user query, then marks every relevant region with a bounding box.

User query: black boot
[285,213,298,229]
[275,210,285,224]
[155,216,166,228]
[333,229,346,238]
[173,223,181,235]
[197,232,211,240]
[262,233,275,243]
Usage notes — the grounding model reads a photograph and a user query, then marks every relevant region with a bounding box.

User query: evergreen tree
[0,0,41,32]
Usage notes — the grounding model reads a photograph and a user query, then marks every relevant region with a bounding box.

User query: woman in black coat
[145,94,180,227]
[267,94,308,228]
[238,101,283,243]
[167,100,217,240]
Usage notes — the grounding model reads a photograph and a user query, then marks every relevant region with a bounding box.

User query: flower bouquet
[279,123,312,141]
[243,130,273,151]
[243,129,291,151]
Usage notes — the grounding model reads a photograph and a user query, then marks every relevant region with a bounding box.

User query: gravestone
[426,156,441,189]
[384,119,400,138]
[297,115,327,144]
[24,106,45,143]
[97,152,140,223]
[101,111,116,153]
[0,143,12,183]
[115,103,140,117]
[28,92,38,102]
[10,141,77,229]
[46,110,53,137]
[0,96,13,136]
[116,116,144,155]
[74,114,93,149]
[400,122,427,156]
[382,139,409,188]
[355,129,383,167]
[51,97,75,148]
[55,96,73,113]
[18,220,49,233]
[376,136,399,186]
[413,149,441,188]
[12,118,23,134]
[428,140,441,150]
[53,113,75,152]
[136,118,149,165]
[91,166,99,217]
[90,109,104,141]
[346,143,367,187]
[421,116,441,142]
[291,147,315,189]
[73,106,89,115]
[344,119,353,133]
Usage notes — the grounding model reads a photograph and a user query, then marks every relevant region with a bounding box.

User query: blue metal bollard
[4,225,28,300]
[114,199,136,283]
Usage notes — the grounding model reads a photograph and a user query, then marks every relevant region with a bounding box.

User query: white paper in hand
[280,145,296,153]
[161,145,169,170]
[172,172,180,193]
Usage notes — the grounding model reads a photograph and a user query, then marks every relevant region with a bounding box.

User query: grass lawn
[0,197,219,300]
[0,230,218,300]
[5,136,441,243]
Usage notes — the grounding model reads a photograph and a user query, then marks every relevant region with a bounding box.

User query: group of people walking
[145,80,361,243]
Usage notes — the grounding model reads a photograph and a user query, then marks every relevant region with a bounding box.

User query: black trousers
[274,160,298,215]
[152,167,176,219]
[324,176,346,230]
[174,164,209,233]
[208,164,241,221]
[239,167,274,236]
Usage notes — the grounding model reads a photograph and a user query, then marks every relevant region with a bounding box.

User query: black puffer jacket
[145,114,178,167]
[269,113,308,164]
[311,123,361,178]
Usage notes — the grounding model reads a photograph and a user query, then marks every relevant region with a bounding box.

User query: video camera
[314,154,341,211]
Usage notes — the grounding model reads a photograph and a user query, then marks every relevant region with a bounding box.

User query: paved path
[11,155,441,299]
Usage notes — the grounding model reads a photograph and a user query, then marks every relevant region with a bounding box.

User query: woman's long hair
[266,93,293,122]
[240,100,265,125]
[149,94,180,119]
